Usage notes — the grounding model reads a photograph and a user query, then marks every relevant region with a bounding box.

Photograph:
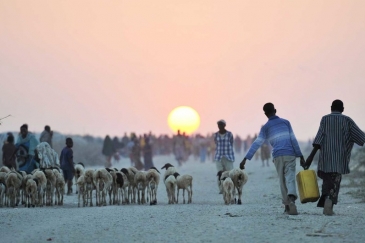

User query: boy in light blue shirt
[240,103,305,215]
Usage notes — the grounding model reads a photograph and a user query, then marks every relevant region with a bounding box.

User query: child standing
[60,137,75,195]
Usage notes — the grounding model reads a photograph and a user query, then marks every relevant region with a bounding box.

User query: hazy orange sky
[1,0,365,140]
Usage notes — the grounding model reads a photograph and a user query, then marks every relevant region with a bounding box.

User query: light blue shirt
[245,116,302,160]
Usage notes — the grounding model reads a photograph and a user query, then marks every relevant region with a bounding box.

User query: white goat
[174,172,193,204]
[125,167,137,204]
[164,173,178,204]
[229,168,248,205]
[83,169,95,207]
[5,172,22,207]
[25,178,38,208]
[93,168,113,206]
[74,162,85,194]
[53,169,65,206]
[217,170,230,194]
[134,171,147,204]
[222,177,234,205]
[42,168,56,206]
[146,167,160,205]
[76,175,86,207]
[32,170,47,207]
[21,173,34,206]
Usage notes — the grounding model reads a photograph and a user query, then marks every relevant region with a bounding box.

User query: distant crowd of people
[99,129,267,170]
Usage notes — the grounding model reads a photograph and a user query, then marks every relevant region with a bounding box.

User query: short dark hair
[331,99,344,112]
[263,103,275,114]
[66,137,73,143]
[7,135,14,143]
[45,125,50,131]
[20,124,28,130]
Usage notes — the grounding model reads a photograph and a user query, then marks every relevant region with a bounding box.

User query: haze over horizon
[1,1,365,140]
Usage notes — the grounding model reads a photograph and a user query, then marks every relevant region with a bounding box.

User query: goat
[222,177,234,205]
[134,171,147,204]
[146,167,160,205]
[228,168,248,205]
[174,172,193,204]
[83,169,95,207]
[164,173,178,204]
[53,169,65,206]
[93,168,113,206]
[74,162,85,194]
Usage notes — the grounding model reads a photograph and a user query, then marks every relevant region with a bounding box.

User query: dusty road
[1,154,364,243]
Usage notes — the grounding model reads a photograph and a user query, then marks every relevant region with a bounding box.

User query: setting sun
[168,106,200,135]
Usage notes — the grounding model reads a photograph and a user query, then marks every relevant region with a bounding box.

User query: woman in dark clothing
[2,135,17,169]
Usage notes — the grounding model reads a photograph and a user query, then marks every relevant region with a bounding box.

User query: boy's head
[20,124,28,138]
[263,103,276,117]
[45,125,51,132]
[217,119,226,130]
[66,137,73,148]
[7,135,14,144]
[331,99,344,113]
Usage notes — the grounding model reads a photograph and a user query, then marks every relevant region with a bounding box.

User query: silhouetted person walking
[304,99,365,215]
[39,125,53,148]
[2,135,17,169]
[240,103,305,215]
[60,137,75,195]
[214,119,235,193]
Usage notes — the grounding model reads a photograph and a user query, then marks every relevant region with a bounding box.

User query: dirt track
[1,154,364,243]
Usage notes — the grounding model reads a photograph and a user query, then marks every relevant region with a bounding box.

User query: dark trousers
[317,170,342,207]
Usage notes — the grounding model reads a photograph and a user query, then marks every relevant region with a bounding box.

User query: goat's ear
[161,165,166,170]
[152,167,160,174]
[121,168,129,175]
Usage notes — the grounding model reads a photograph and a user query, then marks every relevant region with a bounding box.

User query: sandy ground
[1,153,364,243]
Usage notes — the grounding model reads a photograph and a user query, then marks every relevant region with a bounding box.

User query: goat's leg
[166,188,170,204]
[231,187,236,204]
[54,188,58,206]
[154,188,157,204]
[90,189,93,207]
[183,189,186,204]
[146,186,150,203]
[142,187,146,204]
[133,186,137,204]
[172,186,176,204]
[189,186,193,204]
[237,187,242,205]
[176,188,179,204]
[102,187,106,206]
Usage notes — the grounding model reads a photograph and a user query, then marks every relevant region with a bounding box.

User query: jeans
[273,156,298,205]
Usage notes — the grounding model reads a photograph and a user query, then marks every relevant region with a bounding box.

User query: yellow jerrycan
[296,170,320,203]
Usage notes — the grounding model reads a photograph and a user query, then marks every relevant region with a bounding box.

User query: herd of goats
[0,162,249,208]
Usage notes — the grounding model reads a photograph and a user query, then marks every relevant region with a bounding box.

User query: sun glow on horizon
[168,106,200,135]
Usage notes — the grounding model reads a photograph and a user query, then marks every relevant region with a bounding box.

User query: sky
[1,0,365,141]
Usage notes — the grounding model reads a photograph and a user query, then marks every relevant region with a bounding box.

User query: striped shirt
[214,131,235,162]
[313,112,365,174]
[245,116,303,160]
